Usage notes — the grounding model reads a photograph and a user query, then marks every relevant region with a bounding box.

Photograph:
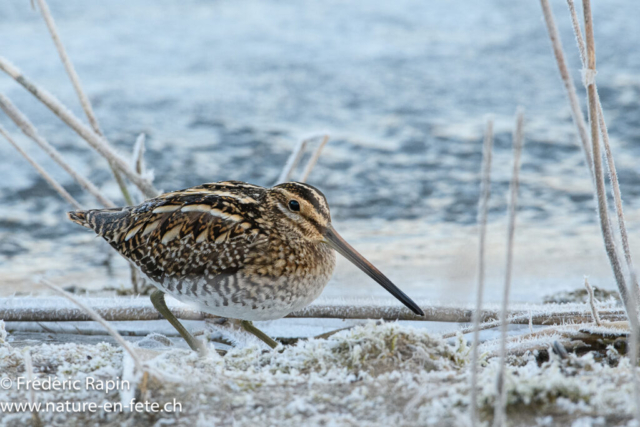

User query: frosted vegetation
[0,321,637,426]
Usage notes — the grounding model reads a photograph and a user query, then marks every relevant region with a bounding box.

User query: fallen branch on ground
[0,297,626,324]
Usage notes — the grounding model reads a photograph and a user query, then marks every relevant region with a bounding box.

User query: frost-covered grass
[0,321,638,426]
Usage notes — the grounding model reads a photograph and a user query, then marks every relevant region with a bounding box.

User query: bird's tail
[67,207,132,239]
[67,210,92,228]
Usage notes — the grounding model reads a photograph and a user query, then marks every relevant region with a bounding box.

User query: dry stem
[539,0,593,181]
[584,277,602,326]
[566,0,587,64]
[0,57,158,198]
[565,0,640,306]
[0,297,625,324]
[40,280,145,374]
[277,138,309,184]
[494,108,525,427]
[22,350,42,426]
[35,0,134,206]
[0,125,82,210]
[580,0,637,326]
[580,2,640,418]
[0,93,115,208]
[470,117,494,427]
[299,134,329,182]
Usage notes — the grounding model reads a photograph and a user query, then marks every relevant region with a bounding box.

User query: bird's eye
[288,200,301,212]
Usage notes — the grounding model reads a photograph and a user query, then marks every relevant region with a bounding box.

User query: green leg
[151,290,207,355]
[241,320,279,349]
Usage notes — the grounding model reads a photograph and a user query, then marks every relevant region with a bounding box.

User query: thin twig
[0,57,158,198]
[0,125,82,209]
[470,117,494,427]
[299,135,329,183]
[595,100,640,298]
[539,0,594,182]
[579,0,637,325]
[132,133,147,176]
[22,350,42,427]
[277,138,309,184]
[566,0,587,65]
[580,2,640,421]
[584,277,602,326]
[442,313,533,340]
[567,0,640,306]
[35,0,134,206]
[0,93,115,208]
[629,237,640,424]
[40,280,145,373]
[36,0,102,135]
[494,108,525,427]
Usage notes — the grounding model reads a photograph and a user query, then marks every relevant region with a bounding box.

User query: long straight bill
[323,226,424,316]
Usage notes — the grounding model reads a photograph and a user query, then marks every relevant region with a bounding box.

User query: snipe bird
[68,181,424,352]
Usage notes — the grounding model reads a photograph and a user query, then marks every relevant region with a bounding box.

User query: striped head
[270,182,331,241]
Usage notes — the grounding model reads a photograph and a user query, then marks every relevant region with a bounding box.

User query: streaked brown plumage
[68,180,423,342]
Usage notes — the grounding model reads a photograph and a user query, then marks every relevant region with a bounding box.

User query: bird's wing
[69,183,270,285]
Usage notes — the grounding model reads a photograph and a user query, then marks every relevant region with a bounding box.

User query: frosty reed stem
[469,117,494,427]
[0,57,158,198]
[132,134,147,176]
[41,280,145,373]
[22,350,42,426]
[580,1,640,421]
[0,125,82,210]
[584,277,602,326]
[566,0,640,307]
[494,109,525,427]
[442,313,532,340]
[277,138,309,184]
[579,0,638,327]
[566,0,587,64]
[0,297,624,324]
[539,0,593,182]
[0,93,115,208]
[36,0,134,206]
[300,135,329,183]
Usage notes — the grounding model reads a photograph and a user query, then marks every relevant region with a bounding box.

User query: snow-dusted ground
[1,321,638,426]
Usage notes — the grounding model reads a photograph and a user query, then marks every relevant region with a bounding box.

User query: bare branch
[36,0,102,135]
[442,313,532,340]
[22,349,42,426]
[132,133,147,176]
[0,297,626,324]
[579,0,638,325]
[0,93,115,208]
[0,57,158,198]
[40,280,145,373]
[565,0,640,309]
[299,135,329,183]
[584,277,602,326]
[566,0,587,65]
[277,138,309,184]
[35,0,134,206]
[539,0,593,181]
[580,2,640,422]
[0,125,82,210]
[470,116,494,427]
[494,108,525,427]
